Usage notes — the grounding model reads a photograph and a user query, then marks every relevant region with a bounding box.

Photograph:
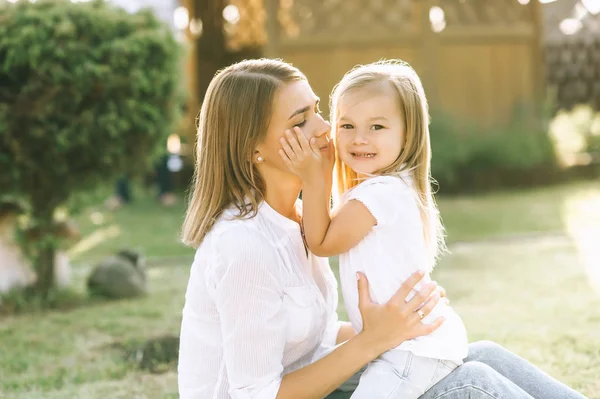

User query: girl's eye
[371,124,384,131]
[340,124,353,130]
[294,120,307,128]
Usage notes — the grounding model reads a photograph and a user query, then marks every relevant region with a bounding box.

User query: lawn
[1,180,599,398]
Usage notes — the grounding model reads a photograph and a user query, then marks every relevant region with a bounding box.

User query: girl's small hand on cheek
[279,127,324,181]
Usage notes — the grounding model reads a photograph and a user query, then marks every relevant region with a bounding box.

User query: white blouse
[178,200,343,399]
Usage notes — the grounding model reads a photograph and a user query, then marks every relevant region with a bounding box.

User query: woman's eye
[340,124,353,130]
[294,120,307,128]
[371,124,384,131]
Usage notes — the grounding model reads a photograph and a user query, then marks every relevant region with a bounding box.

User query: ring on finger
[417,309,425,320]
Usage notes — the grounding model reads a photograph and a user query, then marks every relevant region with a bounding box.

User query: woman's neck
[263,177,302,224]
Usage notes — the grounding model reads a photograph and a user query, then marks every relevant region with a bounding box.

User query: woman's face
[256,80,331,181]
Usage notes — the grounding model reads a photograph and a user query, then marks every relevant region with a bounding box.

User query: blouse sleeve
[208,227,287,399]
[322,261,343,348]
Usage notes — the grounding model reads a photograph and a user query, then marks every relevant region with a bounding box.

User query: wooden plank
[276,30,419,50]
[437,25,534,43]
[264,0,279,58]
[530,0,546,121]
[418,0,440,107]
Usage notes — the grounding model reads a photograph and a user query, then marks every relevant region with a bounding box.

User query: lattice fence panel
[225,0,267,50]
[438,0,532,28]
[546,39,600,110]
[277,0,415,39]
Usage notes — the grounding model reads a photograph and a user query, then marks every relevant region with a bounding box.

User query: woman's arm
[336,322,357,344]
[278,271,443,399]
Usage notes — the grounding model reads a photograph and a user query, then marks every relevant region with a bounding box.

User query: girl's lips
[350,152,376,159]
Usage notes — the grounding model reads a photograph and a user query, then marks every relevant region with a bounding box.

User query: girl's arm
[302,179,374,257]
[280,128,375,257]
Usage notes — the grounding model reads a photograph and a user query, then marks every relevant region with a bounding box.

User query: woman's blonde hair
[330,60,446,260]
[181,59,305,247]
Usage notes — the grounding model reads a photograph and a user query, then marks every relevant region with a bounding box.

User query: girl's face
[335,84,405,176]
[256,80,331,180]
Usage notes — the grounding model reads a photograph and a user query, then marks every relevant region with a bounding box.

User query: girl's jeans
[326,341,587,399]
[351,350,459,399]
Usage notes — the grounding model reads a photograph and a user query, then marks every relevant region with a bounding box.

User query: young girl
[279,60,468,398]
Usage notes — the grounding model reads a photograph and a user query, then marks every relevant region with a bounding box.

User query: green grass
[2,181,600,398]
[438,181,593,242]
[68,191,194,264]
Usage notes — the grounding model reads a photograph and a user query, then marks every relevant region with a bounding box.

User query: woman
[178,59,585,399]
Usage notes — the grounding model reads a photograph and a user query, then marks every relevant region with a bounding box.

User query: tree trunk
[195,0,226,103]
[31,206,56,298]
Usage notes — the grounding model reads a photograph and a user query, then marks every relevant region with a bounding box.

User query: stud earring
[256,155,264,163]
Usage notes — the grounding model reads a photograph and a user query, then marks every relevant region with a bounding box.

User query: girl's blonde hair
[330,60,446,260]
[181,59,305,247]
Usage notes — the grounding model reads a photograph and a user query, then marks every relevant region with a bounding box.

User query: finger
[356,272,372,310]
[285,129,304,157]
[293,127,313,155]
[405,282,437,313]
[434,285,449,304]
[435,284,446,299]
[419,317,444,335]
[415,290,440,317]
[324,139,335,163]
[308,137,321,156]
[328,137,335,153]
[279,149,293,169]
[280,136,297,160]
[389,271,425,305]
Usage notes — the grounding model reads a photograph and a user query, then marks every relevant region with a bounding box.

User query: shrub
[0,0,183,297]
[430,112,557,192]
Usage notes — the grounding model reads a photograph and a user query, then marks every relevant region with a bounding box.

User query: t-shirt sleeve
[346,176,415,226]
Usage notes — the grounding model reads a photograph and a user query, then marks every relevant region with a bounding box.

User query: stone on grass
[87,249,147,299]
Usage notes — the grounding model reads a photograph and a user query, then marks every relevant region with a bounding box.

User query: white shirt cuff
[230,377,282,399]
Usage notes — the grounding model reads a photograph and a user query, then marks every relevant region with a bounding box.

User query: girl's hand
[321,138,335,185]
[279,127,325,182]
[356,271,444,358]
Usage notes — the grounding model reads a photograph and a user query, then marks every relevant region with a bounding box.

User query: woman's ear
[253,150,264,164]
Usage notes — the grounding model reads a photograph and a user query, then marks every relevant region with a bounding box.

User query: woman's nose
[314,116,331,140]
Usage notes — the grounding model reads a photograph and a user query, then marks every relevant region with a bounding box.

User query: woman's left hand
[433,282,449,305]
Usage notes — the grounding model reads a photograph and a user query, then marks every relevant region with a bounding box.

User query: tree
[194,0,226,103]
[0,0,183,297]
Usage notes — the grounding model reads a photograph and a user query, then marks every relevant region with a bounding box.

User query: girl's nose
[352,130,368,145]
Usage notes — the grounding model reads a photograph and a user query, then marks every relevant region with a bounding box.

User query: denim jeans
[351,351,459,399]
[326,341,587,399]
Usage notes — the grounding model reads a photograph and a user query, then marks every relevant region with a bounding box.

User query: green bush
[430,112,557,192]
[0,0,183,296]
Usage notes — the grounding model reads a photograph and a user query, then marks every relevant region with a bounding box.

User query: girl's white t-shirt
[338,174,468,363]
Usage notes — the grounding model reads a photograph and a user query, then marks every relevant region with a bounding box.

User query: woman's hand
[356,271,444,358]
[279,127,326,183]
